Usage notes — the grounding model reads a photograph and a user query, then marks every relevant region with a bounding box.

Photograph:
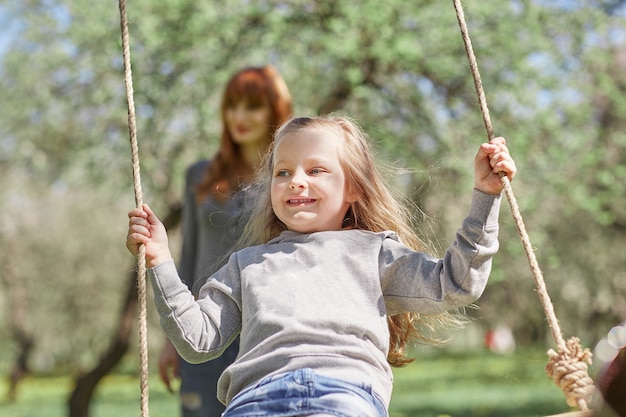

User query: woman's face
[225,100,272,149]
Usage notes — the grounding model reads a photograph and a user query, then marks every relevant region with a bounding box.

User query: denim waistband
[223,368,387,417]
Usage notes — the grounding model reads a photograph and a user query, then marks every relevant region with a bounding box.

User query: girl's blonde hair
[238,115,465,367]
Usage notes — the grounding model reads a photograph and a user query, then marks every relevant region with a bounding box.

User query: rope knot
[545,337,595,410]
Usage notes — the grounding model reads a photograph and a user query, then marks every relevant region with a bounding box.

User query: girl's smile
[286,198,316,206]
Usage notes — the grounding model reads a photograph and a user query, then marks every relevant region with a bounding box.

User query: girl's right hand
[126,204,172,268]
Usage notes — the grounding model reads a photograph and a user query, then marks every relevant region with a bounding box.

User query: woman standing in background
[158,66,293,416]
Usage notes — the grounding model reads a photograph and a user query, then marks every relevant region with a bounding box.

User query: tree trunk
[68,203,181,417]
[2,243,34,402]
[6,329,34,402]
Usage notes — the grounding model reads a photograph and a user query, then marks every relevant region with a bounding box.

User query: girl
[157,66,292,417]
[127,116,516,417]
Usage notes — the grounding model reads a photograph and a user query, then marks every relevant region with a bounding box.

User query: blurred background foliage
[0,0,625,408]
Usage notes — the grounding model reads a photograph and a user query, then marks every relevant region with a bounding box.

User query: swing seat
[545,411,594,417]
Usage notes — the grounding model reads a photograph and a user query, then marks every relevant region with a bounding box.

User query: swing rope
[451,0,594,411]
[118,0,150,416]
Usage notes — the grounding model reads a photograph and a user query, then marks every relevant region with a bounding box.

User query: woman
[158,66,293,417]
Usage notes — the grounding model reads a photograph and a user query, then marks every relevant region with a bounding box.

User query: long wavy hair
[196,66,293,203]
[238,116,466,367]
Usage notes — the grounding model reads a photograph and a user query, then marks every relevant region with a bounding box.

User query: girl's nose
[289,171,306,189]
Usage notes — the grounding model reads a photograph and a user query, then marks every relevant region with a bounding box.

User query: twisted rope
[546,338,595,409]
[118,0,150,416]
[451,0,594,410]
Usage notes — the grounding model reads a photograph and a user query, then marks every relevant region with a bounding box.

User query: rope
[546,338,595,409]
[451,0,594,410]
[118,0,150,416]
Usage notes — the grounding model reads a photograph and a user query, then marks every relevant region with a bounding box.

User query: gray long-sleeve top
[149,190,502,407]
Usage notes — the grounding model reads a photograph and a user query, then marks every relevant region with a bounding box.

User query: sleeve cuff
[148,258,182,295]
[468,189,502,228]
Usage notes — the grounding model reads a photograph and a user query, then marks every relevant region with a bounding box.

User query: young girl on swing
[126,115,517,417]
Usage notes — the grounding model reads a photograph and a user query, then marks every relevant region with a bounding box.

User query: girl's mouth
[287,198,316,205]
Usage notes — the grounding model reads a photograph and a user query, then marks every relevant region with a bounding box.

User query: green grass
[389,348,575,417]
[0,373,178,417]
[0,349,577,417]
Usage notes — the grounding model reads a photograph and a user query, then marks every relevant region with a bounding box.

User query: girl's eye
[309,168,324,175]
[276,170,289,177]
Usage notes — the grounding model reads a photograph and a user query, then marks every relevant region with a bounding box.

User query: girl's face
[270,127,356,233]
[225,100,272,149]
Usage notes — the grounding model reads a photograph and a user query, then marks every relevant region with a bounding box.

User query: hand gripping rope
[452,0,595,411]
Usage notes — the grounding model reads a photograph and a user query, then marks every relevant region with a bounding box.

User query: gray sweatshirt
[149,190,501,407]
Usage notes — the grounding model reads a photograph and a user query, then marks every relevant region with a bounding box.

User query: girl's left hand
[474,136,517,195]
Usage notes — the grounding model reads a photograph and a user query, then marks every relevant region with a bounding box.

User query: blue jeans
[222,368,387,417]
[179,339,239,417]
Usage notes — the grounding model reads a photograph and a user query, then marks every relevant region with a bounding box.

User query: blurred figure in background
[158,66,293,416]
[485,324,516,354]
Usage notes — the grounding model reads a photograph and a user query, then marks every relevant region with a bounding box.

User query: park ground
[0,347,593,417]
